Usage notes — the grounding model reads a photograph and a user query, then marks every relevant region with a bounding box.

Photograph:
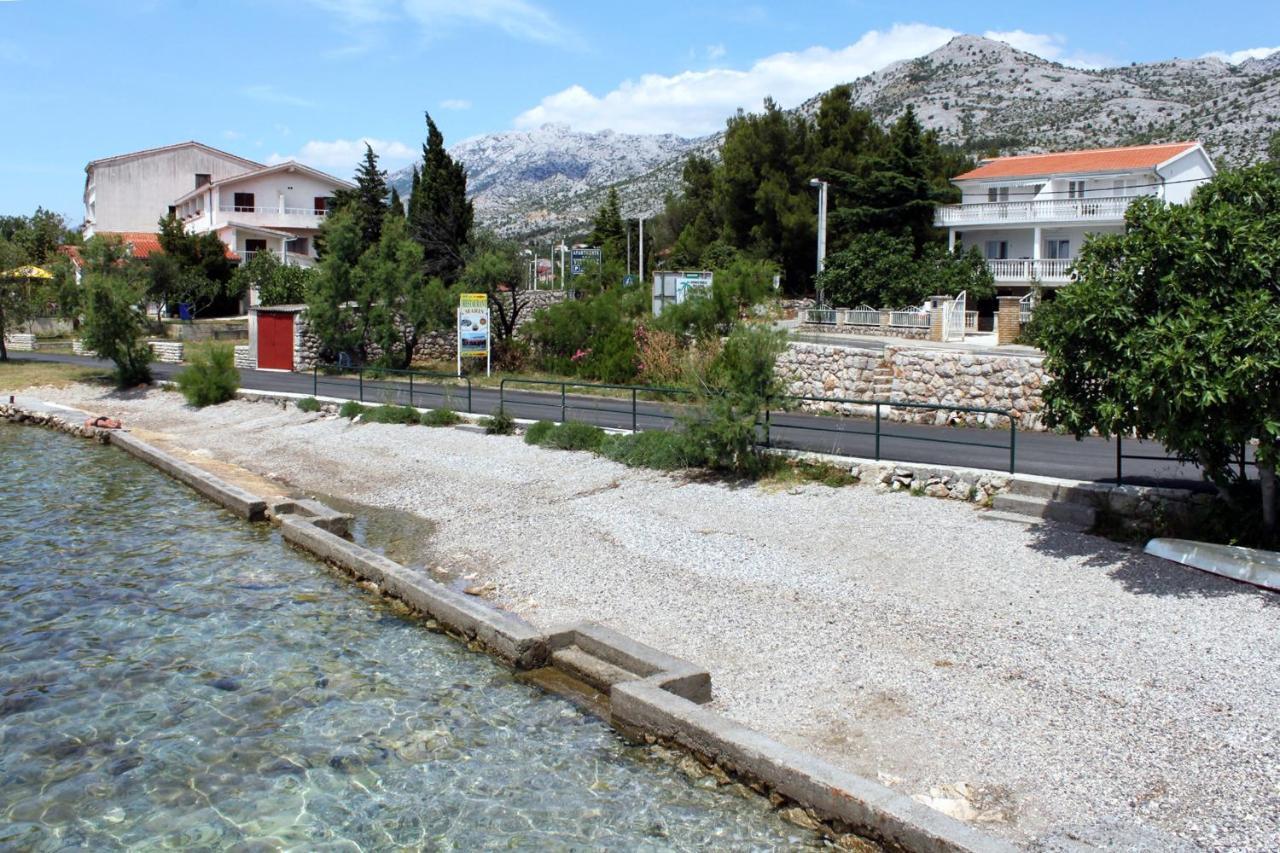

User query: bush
[482,410,516,435]
[296,397,321,412]
[542,421,607,452]
[600,430,698,470]
[339,401,368,419]
[80,267,153,387]
[523,419,556,445]
[422,407,461,427]
[175,343,239,407]
[363,404,422,425]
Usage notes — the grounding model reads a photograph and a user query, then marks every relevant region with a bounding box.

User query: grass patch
[0,360,113,390]
[295,397,321,413]
[422,407,461,427]
[600,430,699,470]
[363,404,422,425]
[481,410,516,435]
[339,401,369,419]
[523,420,556,445]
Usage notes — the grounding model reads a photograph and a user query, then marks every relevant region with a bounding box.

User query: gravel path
[25,385,1280,851]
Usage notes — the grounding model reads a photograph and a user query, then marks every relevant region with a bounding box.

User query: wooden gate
[257,311,294,371]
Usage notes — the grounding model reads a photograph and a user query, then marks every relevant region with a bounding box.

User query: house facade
[935,142,1216,294]
[82,142,352,269]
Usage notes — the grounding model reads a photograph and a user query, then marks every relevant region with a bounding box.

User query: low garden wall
[3,334,38,352]
[148,340,184,364]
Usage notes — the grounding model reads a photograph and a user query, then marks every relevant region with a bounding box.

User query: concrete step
[550,646,638,695]
[1007,477,1111,504]
[979,510,1048,527]
[991,493,1097,529]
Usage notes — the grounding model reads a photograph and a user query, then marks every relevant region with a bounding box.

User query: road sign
[652,270,714,315]
[569,247,602,277]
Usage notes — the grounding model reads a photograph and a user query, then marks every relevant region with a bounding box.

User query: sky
[1,0,1277,223]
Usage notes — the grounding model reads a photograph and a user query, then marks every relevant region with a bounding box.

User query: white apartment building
[82,141,353,268]
[935,142,1216,293]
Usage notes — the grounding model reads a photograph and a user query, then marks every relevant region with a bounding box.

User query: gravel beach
[20,384,1280,851]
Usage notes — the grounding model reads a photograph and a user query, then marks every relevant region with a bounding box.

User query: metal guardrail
[804,308,839,325]
[312,364,473,413]
[499,378,696,433]
[766,396,1017,474]
[1114,436,1256,486]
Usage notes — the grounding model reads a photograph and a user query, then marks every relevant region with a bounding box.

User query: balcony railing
[935,194,1153,226]
[986,258,1075,282]
[220,205,328,216]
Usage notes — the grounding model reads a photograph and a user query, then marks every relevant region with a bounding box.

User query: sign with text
[652,270,714,315]
[457,293,491,375]
[569,247,602,277]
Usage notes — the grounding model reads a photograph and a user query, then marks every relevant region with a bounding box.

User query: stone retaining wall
[234,344,254,370]
[3,333,38,352]
[72,339,97,357]
[148,340,184,364]
[776,342,1048,430]
[797,323,929,339]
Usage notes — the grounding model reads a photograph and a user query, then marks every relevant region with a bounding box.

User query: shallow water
[0,425,822,850]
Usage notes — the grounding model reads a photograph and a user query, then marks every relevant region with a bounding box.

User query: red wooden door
[257,312,294,371]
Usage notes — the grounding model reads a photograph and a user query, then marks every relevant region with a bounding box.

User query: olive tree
[1033,165,1280,538]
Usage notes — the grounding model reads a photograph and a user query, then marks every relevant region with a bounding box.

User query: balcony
[987,258,1075,283]
[219,204,328,230]
[935,194,1152,227]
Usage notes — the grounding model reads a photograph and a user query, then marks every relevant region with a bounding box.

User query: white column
[948,229,956,252]
[638,218,645,283]
[1032,226,1042,279]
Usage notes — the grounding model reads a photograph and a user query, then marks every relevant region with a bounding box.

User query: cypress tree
[332,143,388,253]
[589,187,627,264]
[387,186,404,221]
[407,113,473,284]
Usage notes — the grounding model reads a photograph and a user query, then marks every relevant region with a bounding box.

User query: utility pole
[808,178,829,305]
[626,226,632,278]
[558,237,567,290]
[638,217,645,284]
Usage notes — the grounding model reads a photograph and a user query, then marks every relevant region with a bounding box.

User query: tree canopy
[1032,164,1280,538]
[408,112,473,284]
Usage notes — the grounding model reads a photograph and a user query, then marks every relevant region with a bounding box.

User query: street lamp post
[808,178,828,306]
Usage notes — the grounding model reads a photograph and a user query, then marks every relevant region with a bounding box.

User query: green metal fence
[312,365,473,413]
[1114,435,1255,485]
[498,378,696,432]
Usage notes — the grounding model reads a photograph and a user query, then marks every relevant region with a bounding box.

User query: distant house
[82,141,353,269]
[935,142,1216,294]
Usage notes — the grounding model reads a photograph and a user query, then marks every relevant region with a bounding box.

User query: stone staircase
[871,363,894,400]
[983,477,1107,530]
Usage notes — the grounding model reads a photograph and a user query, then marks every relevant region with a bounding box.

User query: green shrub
[422,407,461,427]
[543,421,607,452]
[792,460,859,487]
[363,404,422,425]
[481,410,516,435]
[175,343,239,407]
[339,401,368,419]
[600,430,698,470]
[523,419,555,445]
[296,397,321,412]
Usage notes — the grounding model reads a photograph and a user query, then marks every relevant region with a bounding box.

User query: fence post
[1116,435,1123,485]
[312,366,317,398]
[1009,417,1017,474]
[498,379,505,416]
[764,399,772,448]
[874,403,881,461]
[358,368,363,403]
[561,383,567,423]
[631,388,638,433]
[466,378,473,414]
[409,373,414,409]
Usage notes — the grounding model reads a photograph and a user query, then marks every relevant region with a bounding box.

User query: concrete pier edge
[2,397,1013,853]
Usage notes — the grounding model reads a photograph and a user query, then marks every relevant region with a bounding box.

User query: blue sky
[2,0,1276,222]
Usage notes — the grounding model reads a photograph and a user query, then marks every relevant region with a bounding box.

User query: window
[984,240,1009,260]
[167,205,176,217]
[1044,239,1070,259]
[244,239,267,259]
[286,237,310,255]
[233,192,255,212]
[195,173,211,188]
[987,186,1010,203]
[1068,180,1086,199]
[314,196,331,215]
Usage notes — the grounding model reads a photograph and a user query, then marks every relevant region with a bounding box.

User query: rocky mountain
[402,35,1280,239]
[388,124,703,238]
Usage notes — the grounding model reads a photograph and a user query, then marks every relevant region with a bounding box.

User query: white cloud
[242,84,315,108]
[303,0,567,45]
[1202,45,1280,64]
[440,98,472,110]
[514,23,961,136]
[706,43,726,61]
[268,137,417,171]
[982,29,1110,68]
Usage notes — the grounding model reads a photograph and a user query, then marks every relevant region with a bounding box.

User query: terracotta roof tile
[94,231,239,261]
[954,142,1201,181]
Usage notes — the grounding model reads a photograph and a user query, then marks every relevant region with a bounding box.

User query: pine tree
[332,143,388,252]
[408,113,473,284]
[589,187,627,264]
[387,186,404,221]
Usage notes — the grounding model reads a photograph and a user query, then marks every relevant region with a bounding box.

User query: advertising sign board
[569,247,602,277]
[651,270,714,315]
[457,293,491,375]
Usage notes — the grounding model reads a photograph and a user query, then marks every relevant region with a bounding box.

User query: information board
[569,247,603,277]
[457,293,491,375]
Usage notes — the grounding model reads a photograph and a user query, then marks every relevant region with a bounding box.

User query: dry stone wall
[148,341,184,364]
[234,345,254,369]
[776,342,1049,430]
[3,334,38,352]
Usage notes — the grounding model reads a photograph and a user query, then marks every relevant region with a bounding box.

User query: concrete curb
[109,432,268,521]
[1145,537,1280,592]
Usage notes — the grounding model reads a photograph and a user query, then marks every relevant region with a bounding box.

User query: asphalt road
[10,352,1210,487]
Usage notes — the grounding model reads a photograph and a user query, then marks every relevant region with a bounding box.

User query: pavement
[10,352,1210,486]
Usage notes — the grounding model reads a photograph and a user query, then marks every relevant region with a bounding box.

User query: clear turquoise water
[0,426,821,850]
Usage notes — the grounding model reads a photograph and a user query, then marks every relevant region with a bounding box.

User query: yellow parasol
[1,265,54,280]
